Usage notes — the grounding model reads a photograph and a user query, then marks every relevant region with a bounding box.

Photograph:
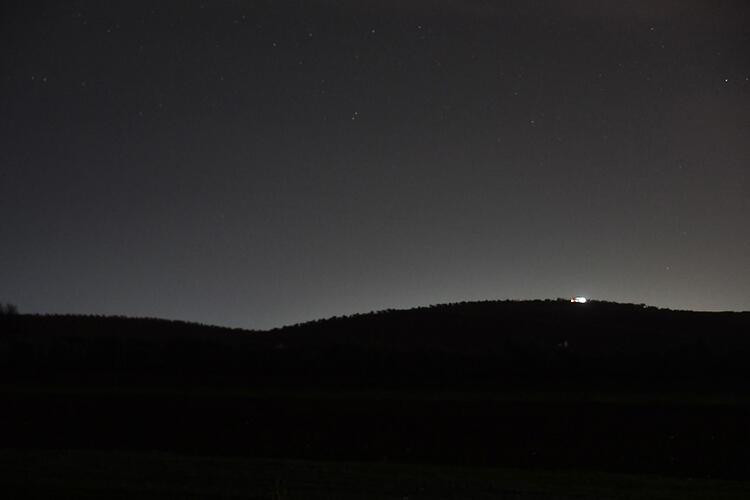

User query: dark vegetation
[2,299,749,390]
[2,300,750,497]
[3,450,750,500]
[0,302,18,315]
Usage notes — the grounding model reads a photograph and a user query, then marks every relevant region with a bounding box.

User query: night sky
[2,1,748,329]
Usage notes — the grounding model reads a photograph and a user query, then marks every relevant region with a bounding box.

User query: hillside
[3,300,750,489]
[2,300,749,390]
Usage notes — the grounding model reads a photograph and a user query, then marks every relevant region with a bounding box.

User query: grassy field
[3,382,750,405]
[2,449,750,499]
[3,386,749,480]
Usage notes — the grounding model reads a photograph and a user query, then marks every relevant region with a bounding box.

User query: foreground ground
[3,386,750,478]
[3,449,750,500]
[2,386,749,498]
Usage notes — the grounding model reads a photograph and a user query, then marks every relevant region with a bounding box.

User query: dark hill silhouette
[3,300,750,481]
[2,299,749,390]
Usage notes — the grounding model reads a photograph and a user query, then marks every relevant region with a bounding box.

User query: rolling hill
[2,299,749,390]
[3,300,750,493]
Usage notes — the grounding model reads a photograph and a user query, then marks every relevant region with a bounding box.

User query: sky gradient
[1,1,748,328]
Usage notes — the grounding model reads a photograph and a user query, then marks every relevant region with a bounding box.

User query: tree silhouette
[0,303,18,315]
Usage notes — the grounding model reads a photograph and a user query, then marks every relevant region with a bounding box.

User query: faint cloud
[325,0,748,29]
[557,0,747,28]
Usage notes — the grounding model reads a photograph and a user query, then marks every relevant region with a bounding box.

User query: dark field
[3,388,750,479]
[3,449,750,499]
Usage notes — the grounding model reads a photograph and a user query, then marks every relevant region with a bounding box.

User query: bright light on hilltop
[571,296,588,304]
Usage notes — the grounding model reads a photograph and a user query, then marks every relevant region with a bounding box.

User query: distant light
[571,297,588,304]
